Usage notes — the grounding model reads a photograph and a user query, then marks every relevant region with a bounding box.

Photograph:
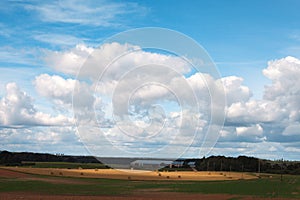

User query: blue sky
[1,0,300,160]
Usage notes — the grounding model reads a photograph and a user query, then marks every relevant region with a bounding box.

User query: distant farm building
[130,160,173,170]
[172,160,184,168]
[187,161,196,168]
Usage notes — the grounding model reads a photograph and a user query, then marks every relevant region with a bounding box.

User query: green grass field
[0,171,299,198]
[169,175,300,198]
[0,177,130,196]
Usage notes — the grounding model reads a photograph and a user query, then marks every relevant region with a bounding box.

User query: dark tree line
[175,156,300,175]
[0,150,101,165]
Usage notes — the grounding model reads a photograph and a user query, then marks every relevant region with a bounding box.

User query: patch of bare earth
[0,168,89,184]
[0,168,30,178]
[0,192,297,200]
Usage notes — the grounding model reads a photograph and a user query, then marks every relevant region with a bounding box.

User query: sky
[1,0,300,161]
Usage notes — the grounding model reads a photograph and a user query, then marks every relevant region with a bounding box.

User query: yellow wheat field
[5,167,258,181]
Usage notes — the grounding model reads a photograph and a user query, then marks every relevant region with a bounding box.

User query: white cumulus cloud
[221,76,252,106]
[236,124,263,136]
[0,82,72,127]
[227,56,300,125]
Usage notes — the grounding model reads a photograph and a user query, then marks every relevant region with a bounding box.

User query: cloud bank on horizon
[0,0,300,160]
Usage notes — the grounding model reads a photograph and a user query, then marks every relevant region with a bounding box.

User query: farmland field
[5,166,257,181]
[0,164,300,199]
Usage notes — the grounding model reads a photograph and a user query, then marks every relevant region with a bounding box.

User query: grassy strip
[0,173,299,198]
[0,178,132,195]
[168,174,300,199]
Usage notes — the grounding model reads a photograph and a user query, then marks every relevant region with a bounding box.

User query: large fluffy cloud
[34,73,98,126]
[263,56,300,122]
[44,44,93,75]
[224,56,300,144]
[34,74,77,106]
[45,43,191,81]
[0,82,72,127]
[221,76,252,106]
[44,43,214,121]
[34,74,94,109]
[226,100,282,124]
[227,56,300,124]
